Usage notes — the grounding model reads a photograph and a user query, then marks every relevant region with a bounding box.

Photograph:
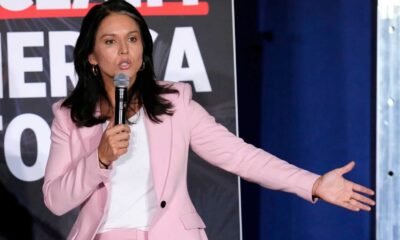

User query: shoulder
[51,99,75,131]
[52,99,69,117]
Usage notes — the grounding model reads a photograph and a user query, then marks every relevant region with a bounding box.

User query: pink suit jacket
[43,82,319,240]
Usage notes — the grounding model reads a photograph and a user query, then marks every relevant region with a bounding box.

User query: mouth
[118,60,131,70]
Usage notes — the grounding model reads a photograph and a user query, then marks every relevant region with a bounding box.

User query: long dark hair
[62,0,178,127]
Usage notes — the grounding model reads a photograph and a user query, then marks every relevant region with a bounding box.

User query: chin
[122,69,138,75]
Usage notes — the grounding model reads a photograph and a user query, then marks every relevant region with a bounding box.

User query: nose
[119,42,128,55]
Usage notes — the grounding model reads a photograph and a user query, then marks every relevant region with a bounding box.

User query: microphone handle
[115,86,127,125]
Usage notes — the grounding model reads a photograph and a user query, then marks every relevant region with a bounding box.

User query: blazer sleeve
[181,83,320,202]
[42,101,109,216]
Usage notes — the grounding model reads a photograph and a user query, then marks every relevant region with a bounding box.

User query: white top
[98,108,158,232]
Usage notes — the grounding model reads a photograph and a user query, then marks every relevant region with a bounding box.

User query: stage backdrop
[0,1,240,239]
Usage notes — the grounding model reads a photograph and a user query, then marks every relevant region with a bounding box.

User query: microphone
[113,73,129,125]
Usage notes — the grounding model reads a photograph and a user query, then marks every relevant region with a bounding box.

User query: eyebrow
[99,30,140,39]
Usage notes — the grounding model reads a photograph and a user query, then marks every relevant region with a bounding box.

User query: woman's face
[88,13,143,92]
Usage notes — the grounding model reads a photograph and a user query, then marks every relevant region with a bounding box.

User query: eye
[128,36,137,43]
[104,39,115,45]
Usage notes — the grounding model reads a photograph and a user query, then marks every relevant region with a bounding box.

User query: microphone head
[113,73,129,88]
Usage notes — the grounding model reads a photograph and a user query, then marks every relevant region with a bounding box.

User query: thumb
[337,161,355,175]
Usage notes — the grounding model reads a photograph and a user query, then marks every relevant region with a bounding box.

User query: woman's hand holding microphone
[97,121,131,169]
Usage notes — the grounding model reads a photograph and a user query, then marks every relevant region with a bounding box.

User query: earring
[92,65,98,76]
[139,61,145,71]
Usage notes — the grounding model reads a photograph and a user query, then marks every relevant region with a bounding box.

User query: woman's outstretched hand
[312,161,375,211]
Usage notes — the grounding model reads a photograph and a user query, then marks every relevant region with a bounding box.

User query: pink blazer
[43,82,319,240]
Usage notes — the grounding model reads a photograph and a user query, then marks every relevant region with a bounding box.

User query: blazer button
[160,201,166,208]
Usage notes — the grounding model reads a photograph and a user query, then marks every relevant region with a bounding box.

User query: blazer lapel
[145,114,172,201]
[77,124,103,156]
[76,106,104,155]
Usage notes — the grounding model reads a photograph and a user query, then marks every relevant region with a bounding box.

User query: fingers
[99,124,131,162]
[340,197,372,212]
[106,124,130,135]
[105,126,130,150]
[339,202,361,212]
[337,161,355,175]
[336,185,375,212]
[351,192,375,207]
[338,198,371,212]
[349,199,370,211]
[352,182,375,196]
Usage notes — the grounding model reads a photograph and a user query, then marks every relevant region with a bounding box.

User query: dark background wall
[235,0,376,239]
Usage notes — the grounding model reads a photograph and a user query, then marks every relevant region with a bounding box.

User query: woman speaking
[42,1,375,239]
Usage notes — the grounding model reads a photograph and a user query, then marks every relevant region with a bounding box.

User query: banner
[0,1,239,239]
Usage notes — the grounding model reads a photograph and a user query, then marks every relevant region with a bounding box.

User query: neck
[99,94,142,121]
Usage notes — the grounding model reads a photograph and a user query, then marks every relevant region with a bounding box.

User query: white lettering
[147,0,162,7]
[164,27,211,92]
[8,32,46,98]
[125,0,165,7]
[72,0,90,9]
[0,0,200,12]
[49,31,79,97]
[150,29,158,42]
[126,0,141,7]
[183,0,198,5]
[0,0,32,11]
[36,0,70,9]
[135,0,199,7]
[4,114,50,182]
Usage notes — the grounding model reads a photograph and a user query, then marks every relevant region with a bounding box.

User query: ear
[88,53,97,65]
